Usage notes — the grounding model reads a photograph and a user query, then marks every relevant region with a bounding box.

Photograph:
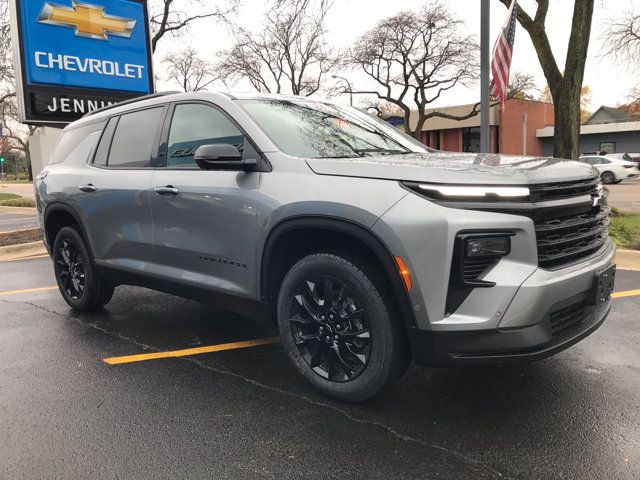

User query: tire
[52,226,115,311]
[277,253,410,402]
[601,171,615,184]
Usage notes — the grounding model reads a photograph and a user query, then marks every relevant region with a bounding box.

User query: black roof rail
[82,91,181,118]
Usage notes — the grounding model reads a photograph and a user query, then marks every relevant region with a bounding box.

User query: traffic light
[0,156,5,163]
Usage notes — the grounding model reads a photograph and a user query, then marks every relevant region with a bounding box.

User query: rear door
[77,105,167,271]
[149,102,260,306]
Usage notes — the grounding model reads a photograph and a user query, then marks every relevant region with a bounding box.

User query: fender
[259,215,419,328]
[43,202,96,262]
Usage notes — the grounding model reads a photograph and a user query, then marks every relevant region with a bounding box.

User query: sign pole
[522,113,527,155]
[480,0,490,154]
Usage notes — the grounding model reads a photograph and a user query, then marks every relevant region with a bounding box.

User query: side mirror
[193,144,256,172]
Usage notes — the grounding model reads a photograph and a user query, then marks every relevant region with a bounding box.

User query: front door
[150,102,260,304]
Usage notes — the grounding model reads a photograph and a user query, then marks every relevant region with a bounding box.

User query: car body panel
[150,168,260,299]
[36,91,615,367]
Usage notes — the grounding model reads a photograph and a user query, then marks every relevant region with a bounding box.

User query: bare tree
[414,70,541,123]
[149,0,238,53]
[507,72,539,100]
[217,0,337,96]
[0,0,35,179]
[345,2,479,139]
[602,11,640,66]
[498,0,595,159]
[163,48,216,92]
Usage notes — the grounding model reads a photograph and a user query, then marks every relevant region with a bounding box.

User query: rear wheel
[601,171,615,184]
[277,253,410,402]
[53,226,114,311]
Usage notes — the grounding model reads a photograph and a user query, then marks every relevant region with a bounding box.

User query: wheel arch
[259,216,418,329]
[44,203,95,260]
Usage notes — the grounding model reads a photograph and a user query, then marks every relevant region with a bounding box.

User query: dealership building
[537,106,640,156]
[409,98,554,156]
[410,100,640,157]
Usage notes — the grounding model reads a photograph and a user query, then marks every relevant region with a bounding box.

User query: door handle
[78,184,97,193]
[154,185,179,196]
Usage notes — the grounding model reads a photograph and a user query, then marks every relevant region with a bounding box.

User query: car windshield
[238,98,432,158]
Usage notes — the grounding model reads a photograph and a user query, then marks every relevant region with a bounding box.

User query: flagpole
[480,0,490,154]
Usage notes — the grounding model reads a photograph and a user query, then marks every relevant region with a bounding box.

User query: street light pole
[332,74,353,106]
[480,0,490,154]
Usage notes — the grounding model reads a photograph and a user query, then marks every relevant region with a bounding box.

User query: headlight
[416,184,530,198]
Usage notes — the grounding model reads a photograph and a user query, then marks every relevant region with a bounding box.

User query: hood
[305,152,597,185]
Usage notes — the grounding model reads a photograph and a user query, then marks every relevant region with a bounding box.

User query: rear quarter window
[49,122,105,165]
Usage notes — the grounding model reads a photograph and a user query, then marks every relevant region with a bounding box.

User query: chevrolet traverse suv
[36,92,616,402]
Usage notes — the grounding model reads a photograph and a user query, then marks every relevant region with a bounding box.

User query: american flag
[490,0,518,111]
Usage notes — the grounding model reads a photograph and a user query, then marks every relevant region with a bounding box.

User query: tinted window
[49,122,105,165]
[167,104,244,167]
[108,107,163,167]
[92,117,118,166]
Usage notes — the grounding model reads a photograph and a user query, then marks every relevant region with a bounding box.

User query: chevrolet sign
[9,0,154,124]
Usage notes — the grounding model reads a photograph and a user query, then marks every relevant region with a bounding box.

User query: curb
[615,249,640,272]
[0,206,37,214]
[0,240,48,262]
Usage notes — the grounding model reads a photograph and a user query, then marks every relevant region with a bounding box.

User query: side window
[600,158,611,164]
[92,116,118,166]
[49,122,105,165]
[107,107,164,168]
[166,103,244,167]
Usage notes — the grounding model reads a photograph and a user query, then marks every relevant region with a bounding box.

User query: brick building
[409,98,554,156]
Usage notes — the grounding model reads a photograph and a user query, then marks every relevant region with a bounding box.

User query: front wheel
[277,253,410,402]
[601,171,615,184]
[53,226,114,311]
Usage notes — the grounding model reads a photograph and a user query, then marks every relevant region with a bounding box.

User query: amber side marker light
[394,256,412,291]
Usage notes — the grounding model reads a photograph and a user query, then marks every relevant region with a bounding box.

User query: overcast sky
[154,0,638,112]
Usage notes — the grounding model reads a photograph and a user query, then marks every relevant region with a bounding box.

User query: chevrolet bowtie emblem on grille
[37,2,136,40]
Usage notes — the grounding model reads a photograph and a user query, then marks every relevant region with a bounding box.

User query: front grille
[528,177,599,202]
[404,175,610,271]
[535,205,610,269]
[549,300,588,335]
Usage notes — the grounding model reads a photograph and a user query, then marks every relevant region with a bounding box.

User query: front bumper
[409,239,616,366]
[409,293,611,366]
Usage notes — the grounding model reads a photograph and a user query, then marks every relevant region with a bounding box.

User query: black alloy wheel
[52,226,115,311]
[277,253,410,402]
[288,275,371,382]
[56,239,85,300]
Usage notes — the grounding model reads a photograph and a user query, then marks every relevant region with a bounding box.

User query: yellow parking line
[103,337,279,365]
[612,289,640,299]
[0,285,58,296]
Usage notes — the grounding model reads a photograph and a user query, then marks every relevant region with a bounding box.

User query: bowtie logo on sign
[37,2,135,40]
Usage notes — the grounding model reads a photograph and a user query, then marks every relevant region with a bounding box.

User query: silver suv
[36,92,616,402]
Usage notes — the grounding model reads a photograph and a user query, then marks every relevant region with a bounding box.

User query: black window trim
[158,100,271,172]
[88,104,169,170]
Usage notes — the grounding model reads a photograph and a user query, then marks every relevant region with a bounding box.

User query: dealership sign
[10,0,154,124]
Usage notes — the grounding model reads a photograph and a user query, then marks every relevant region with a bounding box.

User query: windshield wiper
[355,148,411,155]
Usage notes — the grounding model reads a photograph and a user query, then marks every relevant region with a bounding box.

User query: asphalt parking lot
[1,256,639,480]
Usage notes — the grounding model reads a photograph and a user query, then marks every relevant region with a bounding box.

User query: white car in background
[578,154,640,184]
